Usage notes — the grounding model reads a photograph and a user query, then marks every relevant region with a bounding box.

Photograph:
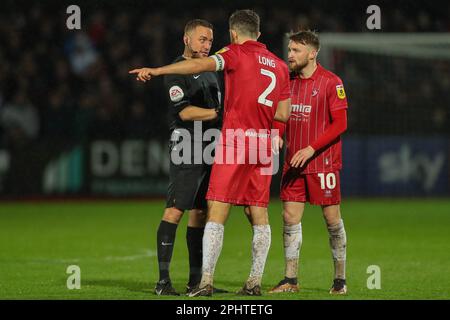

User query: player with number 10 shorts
[279,60,347,205]
[270,30,349,295]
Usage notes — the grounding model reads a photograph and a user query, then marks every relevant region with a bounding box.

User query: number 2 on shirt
[258,68,276,107]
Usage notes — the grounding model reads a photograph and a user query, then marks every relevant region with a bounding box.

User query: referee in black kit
[154,19,226,296]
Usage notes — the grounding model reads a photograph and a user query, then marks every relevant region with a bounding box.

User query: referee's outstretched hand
[129,67,160,82]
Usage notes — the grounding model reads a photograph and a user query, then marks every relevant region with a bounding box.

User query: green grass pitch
[0,199,449,300]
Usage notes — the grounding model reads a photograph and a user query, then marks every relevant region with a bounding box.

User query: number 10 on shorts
[318,173,336,190]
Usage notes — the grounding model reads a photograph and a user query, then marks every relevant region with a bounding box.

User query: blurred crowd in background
[0,0,448,150]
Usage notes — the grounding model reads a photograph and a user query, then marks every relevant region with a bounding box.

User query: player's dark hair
[289,30,320,51]
[184,19,213,35]
[229,9,260,38]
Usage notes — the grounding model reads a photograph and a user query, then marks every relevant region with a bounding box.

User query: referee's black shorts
[166,141,212,211]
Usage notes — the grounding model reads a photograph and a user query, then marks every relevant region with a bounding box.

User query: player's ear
[230,29,237,42]
[256,31,261,40]
[183,35,189,46]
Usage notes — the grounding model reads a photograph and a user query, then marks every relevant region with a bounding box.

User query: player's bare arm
[129,57,217,82]
[274,98,291,123]
[179,106,219,121]
[271,99,290,155]
[271,135,283,155]
[271,120,286,154]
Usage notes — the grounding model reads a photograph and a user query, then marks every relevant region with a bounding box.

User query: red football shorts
[206,145,273,207]
[280,164,341,205]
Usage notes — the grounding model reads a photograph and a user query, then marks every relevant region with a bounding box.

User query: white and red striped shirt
[286,64,348,174]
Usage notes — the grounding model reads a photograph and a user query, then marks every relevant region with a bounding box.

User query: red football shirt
[211,40,290,151]
[286,64,348,174]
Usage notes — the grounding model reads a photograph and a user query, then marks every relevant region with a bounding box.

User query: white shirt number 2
[258,69,276,107]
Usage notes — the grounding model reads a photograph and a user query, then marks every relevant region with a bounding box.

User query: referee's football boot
[154,278,180,296]
[187,284,214,297]
[186,284,229,295]
[329,278,347,295]
[237,283,262,296]
[268,277,299,293]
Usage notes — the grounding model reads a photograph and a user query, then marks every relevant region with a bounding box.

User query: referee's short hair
[184,19,213,35]
[289,30,320,51]
[229,9,260,38]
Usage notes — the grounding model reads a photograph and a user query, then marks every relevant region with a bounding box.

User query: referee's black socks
[157,220,178,281]
[186,226,204,287]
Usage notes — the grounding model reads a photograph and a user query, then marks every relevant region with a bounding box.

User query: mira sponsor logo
[292,104,311,113]
[291,104,312,118]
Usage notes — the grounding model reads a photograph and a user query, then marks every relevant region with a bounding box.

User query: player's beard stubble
[289,57,309,74]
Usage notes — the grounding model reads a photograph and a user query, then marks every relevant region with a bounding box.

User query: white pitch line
[105,250,156,261]
[6,250,156,265]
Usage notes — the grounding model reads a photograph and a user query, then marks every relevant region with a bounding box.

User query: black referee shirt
[164,56,222,139]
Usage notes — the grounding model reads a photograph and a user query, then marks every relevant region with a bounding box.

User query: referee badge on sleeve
[336,84,346,99]
[169,85,184,102]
